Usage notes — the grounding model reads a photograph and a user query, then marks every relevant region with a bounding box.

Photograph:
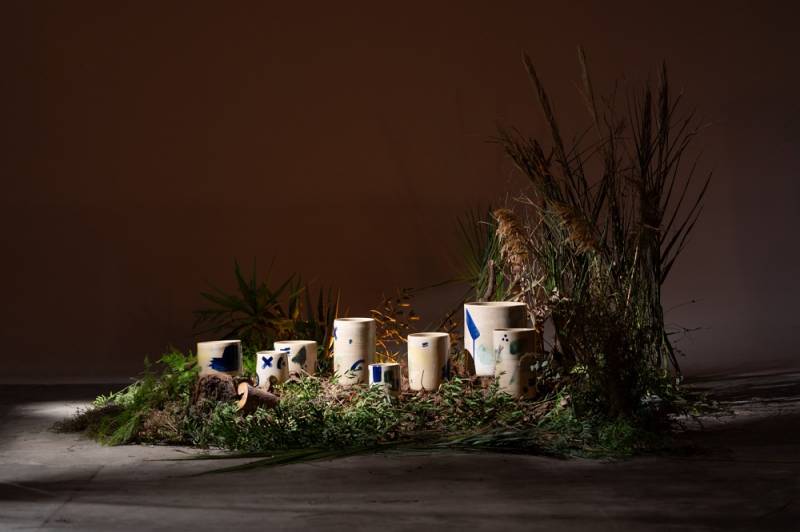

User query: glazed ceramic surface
[407,332,449,391]
[492,328,539,361]
[463,302,527,376]
[333,318,375,385]
[274,340,317,376]
[255,350,288,388]
[495,353,535,398]
[368,362,402,397]
[197,340,242,376]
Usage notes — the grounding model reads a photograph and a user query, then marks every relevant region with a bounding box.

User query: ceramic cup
[495,353,535,398]
[255,350,288,389]
[407,332,450,391]
[274,340,318,376]
[492,328,540,361]
[368,362,402,397]
[333,317,376,386]
[464,302,527,376]
[197,340,242,376]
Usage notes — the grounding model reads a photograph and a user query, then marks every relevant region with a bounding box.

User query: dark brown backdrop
[2,1,798,381]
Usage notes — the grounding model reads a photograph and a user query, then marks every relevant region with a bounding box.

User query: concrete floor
[1,373,799,531]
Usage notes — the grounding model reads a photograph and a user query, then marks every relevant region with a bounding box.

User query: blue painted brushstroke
[279,347,291,352]
[277,355,285,369]
[422,341,429,348]
[261,355,273,369]
[333,327,338,340]
[371,365,381,383]
[210,344,240,372]
[465,309,480,359]
[292,346,307,368]
[349,359,364,372]
[348,339,352,344]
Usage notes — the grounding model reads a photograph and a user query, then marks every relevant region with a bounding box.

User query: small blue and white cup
[197,340,242,377]
[274,340,318,376]
[255,350,288,389]
[368,362,402,397]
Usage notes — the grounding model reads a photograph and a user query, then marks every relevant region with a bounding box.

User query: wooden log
[236,382,280,414]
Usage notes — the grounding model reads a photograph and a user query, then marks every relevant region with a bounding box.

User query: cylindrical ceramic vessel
[464,302,527,376]
[495,353,535,398]
[255,350,287,389]
[274,340,317,376]
[197,340,242,377]
[333,318,376,386]
[407,332,450,391]
[368,362,402,397]
[492,328,539,362]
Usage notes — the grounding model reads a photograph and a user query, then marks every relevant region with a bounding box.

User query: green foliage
[57,350,199,445]
[193,259,338,362]
[455,208,511,302]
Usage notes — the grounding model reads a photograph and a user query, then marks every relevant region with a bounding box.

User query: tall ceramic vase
[255,350,287,389]
[368,362,402,397]
[274,340,317,376]
[407,332,450,391]
[197,340,242,376]
[333,318,375,386]
[493,328,539,397]
[463,302,527,376]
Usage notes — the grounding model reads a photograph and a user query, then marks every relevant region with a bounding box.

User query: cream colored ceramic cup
[495,353,535,398]
[333,318,376,385]
[255,350,287,388]
[197,340,242,377]
[407,332,449,391]
[368,362,402,397]
[464,302,527,376]
[274,340,317,376]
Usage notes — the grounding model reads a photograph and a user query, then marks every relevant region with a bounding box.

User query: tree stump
[236,382,280,415]
[190,374,237,412]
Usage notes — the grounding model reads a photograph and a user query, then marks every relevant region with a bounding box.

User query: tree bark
[236,382,280,415]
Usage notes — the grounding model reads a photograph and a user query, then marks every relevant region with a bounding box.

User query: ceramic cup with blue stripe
[493,328,539,398]
[255,350,288,389]
[197,340,242,377]
[463,302,527,376]
[368,362,402,397]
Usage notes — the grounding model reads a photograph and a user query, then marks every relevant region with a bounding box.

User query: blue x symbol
[261,356,273,369]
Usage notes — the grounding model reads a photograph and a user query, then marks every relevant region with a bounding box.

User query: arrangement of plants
[57,50,710,462]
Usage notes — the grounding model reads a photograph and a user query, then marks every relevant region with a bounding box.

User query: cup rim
[408,332,449,339]
[334,317,375,323]
[464,301,526,307]
[368,362,400,367]
[492,328,538,333]
[273,340,317,346]
[256,350,284,355]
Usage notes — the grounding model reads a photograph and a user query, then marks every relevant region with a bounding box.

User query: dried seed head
[493,208,530,276]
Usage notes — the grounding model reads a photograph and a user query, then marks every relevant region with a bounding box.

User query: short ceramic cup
[493,328,540,398]
[464,302,527,376]
[197,340,242,377]
[492,328,539,361]
[274,340,318,376]
[333,318,376,385]
[407,332,450,391]
[255,350,287,389]
[495,353,535,398]
[368,362,402,398]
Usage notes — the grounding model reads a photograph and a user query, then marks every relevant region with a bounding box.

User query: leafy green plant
[193,260,339,373]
